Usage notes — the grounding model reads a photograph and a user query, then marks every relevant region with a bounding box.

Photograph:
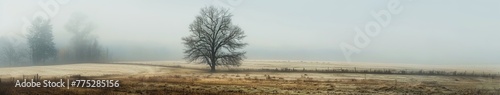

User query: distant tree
[0,39,22,65]
[0,35,31,66]
[65,13,107,63]
[182,6,247,72]
[27,17,57,64]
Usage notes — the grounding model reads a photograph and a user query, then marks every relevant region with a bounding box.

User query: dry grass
[0,61,499,94]
[1,71,498,94]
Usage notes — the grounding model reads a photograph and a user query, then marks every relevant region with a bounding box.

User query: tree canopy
[27,17,56,64]
[182,6,247,72]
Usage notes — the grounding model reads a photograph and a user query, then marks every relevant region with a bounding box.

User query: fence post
[395,79,397,87]
[364,74,366,80]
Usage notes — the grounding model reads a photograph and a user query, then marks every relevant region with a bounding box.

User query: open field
[1,61,499,94]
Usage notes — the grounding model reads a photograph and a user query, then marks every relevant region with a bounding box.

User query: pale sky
[1,0,500,65]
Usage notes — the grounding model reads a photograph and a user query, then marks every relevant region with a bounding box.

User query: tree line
[0,13,110,66]
[1,6,247,72]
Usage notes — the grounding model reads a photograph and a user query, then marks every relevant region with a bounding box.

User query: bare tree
[65,13,107,63]
[183,6,247,72]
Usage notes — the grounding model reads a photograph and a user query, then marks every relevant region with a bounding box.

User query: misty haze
[0,0,499,94]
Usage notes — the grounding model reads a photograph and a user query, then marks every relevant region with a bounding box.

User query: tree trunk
[210,54,217,72]
[210,65,216,72]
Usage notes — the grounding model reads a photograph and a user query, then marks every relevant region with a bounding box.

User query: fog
[1,0,500,65]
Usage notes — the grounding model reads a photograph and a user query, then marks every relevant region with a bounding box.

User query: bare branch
[183,6,247,72]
